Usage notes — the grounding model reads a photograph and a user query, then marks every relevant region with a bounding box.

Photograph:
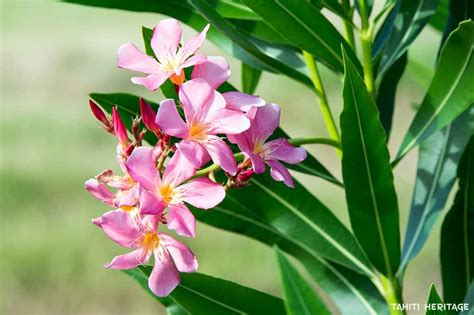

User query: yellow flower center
[253,141,265,155]
[120,205,135,212]
[189,123,208,141]
[159,184,175,203]
[141,232,160,252]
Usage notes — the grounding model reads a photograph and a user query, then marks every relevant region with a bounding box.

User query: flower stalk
[302,51,342,158]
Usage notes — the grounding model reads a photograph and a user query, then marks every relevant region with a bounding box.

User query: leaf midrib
[177,284,244,314]
[282,264,312,315]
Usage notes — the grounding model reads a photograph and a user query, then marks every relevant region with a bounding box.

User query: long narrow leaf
[425,284,446,315]
[241,62,262,94]
[242,0,361,74]
[341,48,401,276]
[396,20,474,161]
[440,136,474,305]
[275,247,330,315]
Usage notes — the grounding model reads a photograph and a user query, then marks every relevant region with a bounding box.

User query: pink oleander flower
[156,79,250,175]
[93,210,197,297]
[191,56,265,113]
[228,104,307,187]
[125,146,225,237]
[117,18,209,90]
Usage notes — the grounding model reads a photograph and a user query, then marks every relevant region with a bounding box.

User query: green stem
[341,0,356,50]
[380,275,405,315]
[194,137,339,177]
[302,51,342,158]
[358,0,375,96]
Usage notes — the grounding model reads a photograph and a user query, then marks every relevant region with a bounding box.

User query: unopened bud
[237,169,254,182]
[89,100,113,133]
[112,107,129,145]
[139,97,162,136]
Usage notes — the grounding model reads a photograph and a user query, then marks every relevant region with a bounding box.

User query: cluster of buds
[85,18,307,297]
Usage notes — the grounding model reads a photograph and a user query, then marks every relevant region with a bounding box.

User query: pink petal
[180,53,207,69]
[266,160,295,188]
[151,18,182,64]
[176,140,210,169]
[203,138,237,175]
[191,56,230,89]
[139,186,166,215]
[131,72,171,91]
[181,24,210,60]
[84,179,114,206]
[156,99,189,139]
[207,108,250,135]
[105,249,147,270]
[114,185,139,208]
[117,43,160,74]
[223,92,266,112]
[125,146,160,191]
[149,250,180,297]
[92,210,142,248]
[167,204,196,237]
[246,150,266,174]
[163,150,196,187]
[178,79,215,121]
[160,233,198,272]
[264,138,307,164]
[179,177,225,209]
[248,103,281,143]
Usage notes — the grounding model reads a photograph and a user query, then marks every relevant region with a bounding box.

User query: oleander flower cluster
[85,18,307,297]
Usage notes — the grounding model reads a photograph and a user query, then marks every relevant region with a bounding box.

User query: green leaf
[192,186,386,315]
[425,284,446,315]
[441,136,474,305]
[275,247,331,315]
[400,108,474,272]
[439,0,474,45]
[187,0,313,87]
[374,0,441,77]
[375,52,407,138]
[241,62,262,94]
[242,0,361,74]
[206,0,261,20]
[396,21,474,161]
[125,267,286,315]
[429,0,448,32]
[340,48,401,276]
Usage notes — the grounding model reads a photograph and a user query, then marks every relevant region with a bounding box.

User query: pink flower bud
[112,107,129,145]
[139,98,161,136]
[89,100,114,133]
[237,169,254,182]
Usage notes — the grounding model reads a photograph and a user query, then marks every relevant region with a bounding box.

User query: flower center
[141,232,160,252]
[189,123,208,141]
[159,184,175,203]
[160,54,181,72]
[253,141,266,155]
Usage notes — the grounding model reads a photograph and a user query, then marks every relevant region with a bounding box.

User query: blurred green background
[1,1,446,314]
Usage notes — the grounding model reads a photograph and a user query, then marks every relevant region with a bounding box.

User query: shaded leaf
[375,0,441,77]
[428,0,448,32]
[462,282,474,315]
[425,284,446,315]
[275,247,330,315]
[242,0,361,74]
[341,49,400,276]
[441,136,474,305]
[375,52,407,138]
[396,20,474,161]
[241,62,262,94]
[400,107,474,272]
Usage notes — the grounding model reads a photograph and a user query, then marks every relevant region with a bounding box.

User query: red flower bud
[89,100,113,133]
[139,98,161,136]
[112,107,129,145]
